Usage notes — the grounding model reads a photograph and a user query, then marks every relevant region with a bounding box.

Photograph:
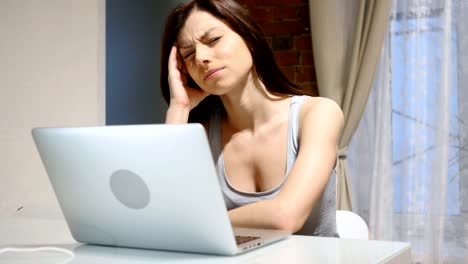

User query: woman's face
[177,9,253,95]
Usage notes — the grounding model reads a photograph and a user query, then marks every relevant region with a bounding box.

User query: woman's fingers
[168,46,180,79]
[168,46,184,93]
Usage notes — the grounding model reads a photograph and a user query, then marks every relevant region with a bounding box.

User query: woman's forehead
[177,10,228,44]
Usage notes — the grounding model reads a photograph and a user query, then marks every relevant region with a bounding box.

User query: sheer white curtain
[349,0,468,263]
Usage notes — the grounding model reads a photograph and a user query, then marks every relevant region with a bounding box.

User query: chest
[220,122,289,193]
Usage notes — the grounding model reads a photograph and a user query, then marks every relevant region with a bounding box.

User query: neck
[219,74,288,132]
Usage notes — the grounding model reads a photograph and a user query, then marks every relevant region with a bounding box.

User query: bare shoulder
[301,96,343,122]
[299,96,344,141]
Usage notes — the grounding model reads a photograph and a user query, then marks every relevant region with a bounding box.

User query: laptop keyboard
[235,235,260,245]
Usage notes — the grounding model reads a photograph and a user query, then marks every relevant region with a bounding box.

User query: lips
[203,67,224,81]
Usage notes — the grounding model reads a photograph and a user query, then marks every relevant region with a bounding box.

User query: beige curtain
[308,0,391,210]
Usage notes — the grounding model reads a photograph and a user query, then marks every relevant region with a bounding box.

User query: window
[390,7,460,215]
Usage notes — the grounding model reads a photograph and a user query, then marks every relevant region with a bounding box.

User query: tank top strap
[286,95,307,172]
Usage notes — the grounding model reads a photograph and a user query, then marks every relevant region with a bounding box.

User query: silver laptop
[32,124,290,255]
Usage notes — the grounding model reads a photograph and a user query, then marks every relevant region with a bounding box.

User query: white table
[0,214,411,263]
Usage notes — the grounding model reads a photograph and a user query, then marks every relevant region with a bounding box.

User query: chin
[202,82,233,95]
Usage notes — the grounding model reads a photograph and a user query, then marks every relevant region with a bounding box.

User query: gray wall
[106,0,182,124]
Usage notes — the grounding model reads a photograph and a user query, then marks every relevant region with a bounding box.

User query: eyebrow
[179,27,219,49]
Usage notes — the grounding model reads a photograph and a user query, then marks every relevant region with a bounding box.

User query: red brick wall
[238,0,318,96]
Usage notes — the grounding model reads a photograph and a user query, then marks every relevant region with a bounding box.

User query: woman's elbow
[275,218,303,233]
[273,204,306,233]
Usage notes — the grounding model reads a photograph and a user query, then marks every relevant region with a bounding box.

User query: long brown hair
[160,0,312,122]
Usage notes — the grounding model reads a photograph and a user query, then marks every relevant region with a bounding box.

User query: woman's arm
[228,97,344,232]
[166,104,191,124]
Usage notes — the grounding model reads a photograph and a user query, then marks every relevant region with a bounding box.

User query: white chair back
[336,210,369,239]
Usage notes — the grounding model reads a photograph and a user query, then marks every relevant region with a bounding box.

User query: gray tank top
[208,95,338,237]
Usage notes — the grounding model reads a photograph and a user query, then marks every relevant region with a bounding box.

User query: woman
[160,0,343,237]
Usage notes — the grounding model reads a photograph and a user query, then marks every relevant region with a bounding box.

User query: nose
[194,45,211,67]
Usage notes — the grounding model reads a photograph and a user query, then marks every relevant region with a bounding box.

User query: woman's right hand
[167,45,208,112]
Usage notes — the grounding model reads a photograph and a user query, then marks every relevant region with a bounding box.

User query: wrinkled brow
[178,27,218,49]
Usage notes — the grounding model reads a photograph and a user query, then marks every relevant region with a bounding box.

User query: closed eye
[180,36,221,59]
[182,51,194,59]
[208,36,221,45]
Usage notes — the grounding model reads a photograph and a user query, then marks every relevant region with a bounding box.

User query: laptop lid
[32,124,239,255]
